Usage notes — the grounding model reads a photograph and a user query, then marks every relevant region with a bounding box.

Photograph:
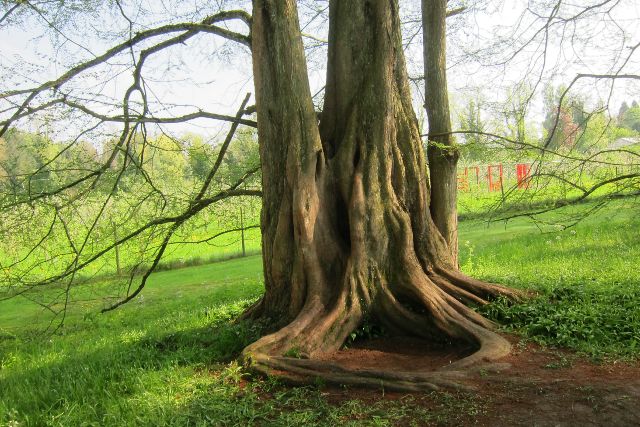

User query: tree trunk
[243,0,521,391]
[423,0,459,265]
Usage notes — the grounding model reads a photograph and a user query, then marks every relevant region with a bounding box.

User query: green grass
[0,255,264,332]
[0,257,481,426]
[1,197,640,425]
[0,200,263,288]
[460,197,640,358]
[457,166,640,218]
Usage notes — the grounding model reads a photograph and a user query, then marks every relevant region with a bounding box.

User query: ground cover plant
[1,197,639,426]
[467,198,640,358]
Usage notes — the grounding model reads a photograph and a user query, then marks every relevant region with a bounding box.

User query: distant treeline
[0,127,261,197]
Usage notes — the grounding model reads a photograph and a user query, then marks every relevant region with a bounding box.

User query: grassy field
[0,255,264,332]
[456,157,640,218]
[0,198,263,288]
[461,197,640,357]
[1,197,639,425]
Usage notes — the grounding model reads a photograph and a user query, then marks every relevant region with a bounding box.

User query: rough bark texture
[423,0,459,265]
[242,0,521,391]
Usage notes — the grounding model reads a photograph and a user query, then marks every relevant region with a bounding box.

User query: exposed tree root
[436,268,528,302]
[241,266,519,391]
[246,353,476,392]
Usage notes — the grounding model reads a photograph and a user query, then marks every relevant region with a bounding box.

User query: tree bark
[243,0,521,390]
[423,0,459,265]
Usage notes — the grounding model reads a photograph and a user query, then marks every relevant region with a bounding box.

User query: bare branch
[0,9,252,138]
[195,93,252,201]
[446,7,466,18]
[0,2,21,26]
[170,225,260,245]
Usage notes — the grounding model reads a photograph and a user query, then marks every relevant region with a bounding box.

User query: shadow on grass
[0,314,268,426]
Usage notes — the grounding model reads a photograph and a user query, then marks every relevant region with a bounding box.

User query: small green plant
[461,240,476,274]
[544,354,573,369]
[220,361,245,384]
[345,317,386,346]
[284,347,304,358]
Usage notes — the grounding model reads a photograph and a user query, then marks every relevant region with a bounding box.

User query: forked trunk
[243,0,521,390]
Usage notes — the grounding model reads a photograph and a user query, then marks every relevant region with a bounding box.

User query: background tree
[621,104,640,132]
[618,102,630,123]
[458,97,492,163]
[542,85,583,150]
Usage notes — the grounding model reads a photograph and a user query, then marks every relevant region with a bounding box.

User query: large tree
[241,0,520,390]
[2,0,637,391]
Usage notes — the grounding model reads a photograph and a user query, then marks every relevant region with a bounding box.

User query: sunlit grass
[0,255,264,331]
[0,274,479,426]
[1,197,639,425]
[460,197,640,357]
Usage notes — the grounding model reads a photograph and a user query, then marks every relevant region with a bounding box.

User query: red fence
[457,163,532,192]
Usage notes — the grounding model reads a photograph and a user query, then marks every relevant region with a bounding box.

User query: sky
[1,0,639,144]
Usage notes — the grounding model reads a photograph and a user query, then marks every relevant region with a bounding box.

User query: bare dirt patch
[318,335,640,426]
[320,336,475,372]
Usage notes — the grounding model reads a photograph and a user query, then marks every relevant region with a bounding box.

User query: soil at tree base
[315,335,640,426]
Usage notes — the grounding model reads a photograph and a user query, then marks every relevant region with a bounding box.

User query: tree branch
[446,7,466,18]
[0,2,21,26]
[0,10,252,137]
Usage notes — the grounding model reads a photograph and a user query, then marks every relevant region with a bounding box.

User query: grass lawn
[1,197,639,425]
[460,197,640,357]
